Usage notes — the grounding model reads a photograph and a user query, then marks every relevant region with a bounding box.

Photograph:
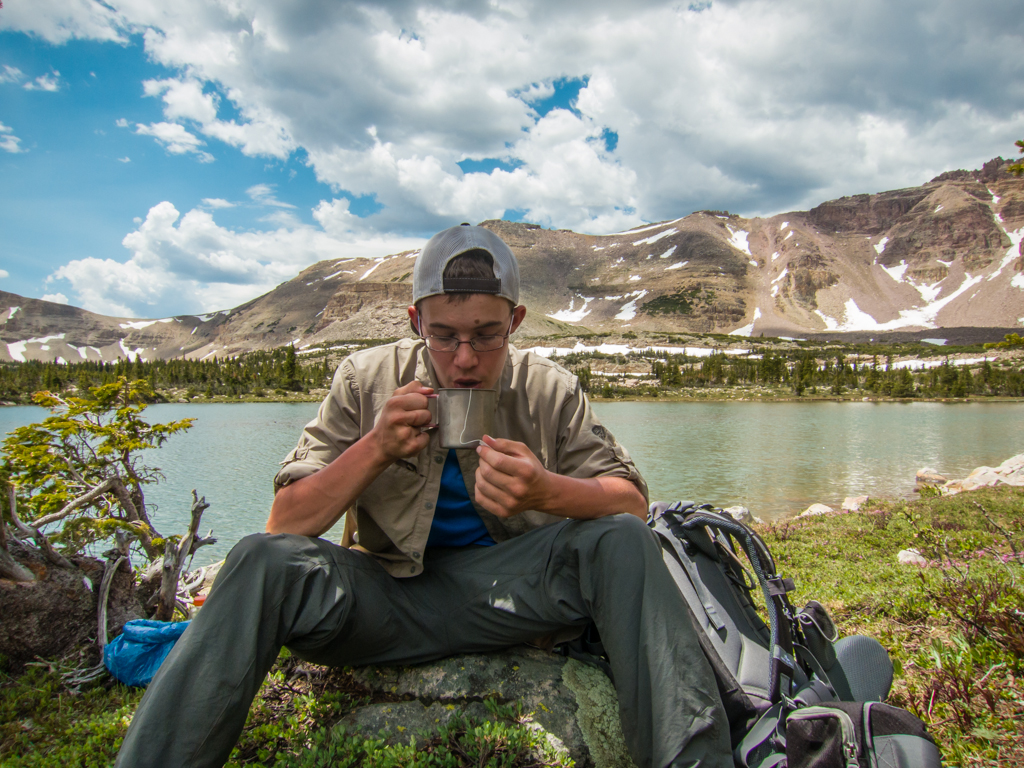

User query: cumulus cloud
[48,201,424,317]
[202,198,234,208]
[0,122,24,154]
[12,0,1024,313]
[0,269,9,279]
[134,121,215,162]
[23,71,61,92]
[41,292,68,304]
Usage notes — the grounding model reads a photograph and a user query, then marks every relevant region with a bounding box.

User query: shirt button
[424,501,433,509]
[410,565,416,574]
[412,552,421,559]
[434,455,444,464]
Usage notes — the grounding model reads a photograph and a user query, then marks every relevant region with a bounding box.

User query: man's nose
[453,342,478,368]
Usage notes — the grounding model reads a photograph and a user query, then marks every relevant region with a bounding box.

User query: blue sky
[1,0,1022,318]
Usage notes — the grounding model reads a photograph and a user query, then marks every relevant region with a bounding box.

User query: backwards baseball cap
[413,223,520,305]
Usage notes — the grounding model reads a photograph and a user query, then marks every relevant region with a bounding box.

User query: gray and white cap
[413,223,520,305]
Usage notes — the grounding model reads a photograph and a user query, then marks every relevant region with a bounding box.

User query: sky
[1,0,1022,319]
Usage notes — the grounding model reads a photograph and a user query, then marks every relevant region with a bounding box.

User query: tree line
[0,346,336,403]
[570,347,1024,399]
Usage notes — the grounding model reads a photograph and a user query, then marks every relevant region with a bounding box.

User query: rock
[722,506,765,525]
[841,496,868,512]
[341,646,632,768]
[940,453,1024,496]
[799,503,834,517]
[897,549,928,566]
[915,468,946,485]
[0,546,143,665]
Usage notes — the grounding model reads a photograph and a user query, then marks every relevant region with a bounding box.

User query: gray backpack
[647,501,942,768]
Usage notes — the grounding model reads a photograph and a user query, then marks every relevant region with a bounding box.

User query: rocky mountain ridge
[2,159,1022,364]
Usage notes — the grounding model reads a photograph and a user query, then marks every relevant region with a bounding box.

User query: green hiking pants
[115,514,732,768]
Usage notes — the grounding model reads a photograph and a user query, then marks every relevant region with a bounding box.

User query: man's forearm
[267,435,392,536]
[539,473,648,521]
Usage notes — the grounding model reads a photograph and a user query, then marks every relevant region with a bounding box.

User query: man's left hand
[474,435,552,518]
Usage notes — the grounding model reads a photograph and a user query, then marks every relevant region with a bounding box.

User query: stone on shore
[722,506,764,526]
[842,496,868,512]
[940,453,1024,496]
[340,646,634,768]
[915,468,947,486]
[799,503,834,517]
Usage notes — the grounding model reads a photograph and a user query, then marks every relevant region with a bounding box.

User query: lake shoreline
[6,390,1023,407]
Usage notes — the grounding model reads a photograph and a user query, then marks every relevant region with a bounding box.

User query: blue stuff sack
[103,619,191,687]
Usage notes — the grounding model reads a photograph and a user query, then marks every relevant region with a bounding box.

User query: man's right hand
[368,380,434,463]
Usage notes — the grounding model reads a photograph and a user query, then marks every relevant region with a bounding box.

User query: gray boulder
[340,645,635,768]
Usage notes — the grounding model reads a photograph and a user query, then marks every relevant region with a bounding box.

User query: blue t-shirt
[426,450,496,548]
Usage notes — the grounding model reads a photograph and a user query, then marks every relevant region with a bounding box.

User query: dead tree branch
[154,491,213,621]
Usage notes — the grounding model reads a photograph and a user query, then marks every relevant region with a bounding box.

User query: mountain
[2,159,1022,363]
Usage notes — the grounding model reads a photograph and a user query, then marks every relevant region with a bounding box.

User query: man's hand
[474,435,553,518]
[368,380,434,463]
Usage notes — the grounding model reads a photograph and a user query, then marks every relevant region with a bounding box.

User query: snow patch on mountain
[882,261,908,282]
[730,308,762,337]
[632,229,677,246]
[815,273,984,331]
[610,218,682,237]
[615,290,648,321]
[726,226,751,256]
[874,237,889,255]
[665,261,687,271]
[658,245,677,259]
[547,296,594,322]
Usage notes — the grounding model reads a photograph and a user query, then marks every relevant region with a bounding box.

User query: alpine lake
[1,400,1022,567]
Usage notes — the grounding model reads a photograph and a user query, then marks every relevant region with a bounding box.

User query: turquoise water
[2,400,1021,565]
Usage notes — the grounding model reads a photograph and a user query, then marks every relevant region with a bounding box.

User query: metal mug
[426,388,497,448]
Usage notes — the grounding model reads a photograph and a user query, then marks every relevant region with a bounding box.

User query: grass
[2,487,1022,766]
[758,485,1024,766]
[0,650,567,767]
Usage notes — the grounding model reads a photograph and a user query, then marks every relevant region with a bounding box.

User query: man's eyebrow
[426,319,506,334]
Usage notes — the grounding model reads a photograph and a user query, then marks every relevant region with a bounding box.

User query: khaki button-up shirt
[274,339,648,577]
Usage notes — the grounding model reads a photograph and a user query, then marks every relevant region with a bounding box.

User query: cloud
[247,184,296,209]
[0,122,24,154]
[47,201,424,317]
[12,0,1024,316]
[202,198,234,208]
[134,121,215,162]
[23,71,61,92]
[0,269,9,279]
[117,156,130,163]
[41,293,68,304]
[0,65,25,84]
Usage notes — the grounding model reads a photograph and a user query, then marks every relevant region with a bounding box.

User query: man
[116,224,731,768]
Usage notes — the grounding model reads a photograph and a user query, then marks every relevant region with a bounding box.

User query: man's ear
[408,305,420,337]
[510,305,527,334]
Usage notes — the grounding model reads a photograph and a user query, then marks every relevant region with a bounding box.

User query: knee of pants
[567,513,659,567]
[219,532,320,589]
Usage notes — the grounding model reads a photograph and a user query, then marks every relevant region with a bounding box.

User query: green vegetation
[1,651,568,767]
[760,486,1024,766]
[0,340,397,405]
[3,488,1021,765]
[1,379,194,560]
[1009,140,1023,177]
[557,341,1024,400]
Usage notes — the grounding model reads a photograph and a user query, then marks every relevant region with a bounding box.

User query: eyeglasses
[419,316,513,353]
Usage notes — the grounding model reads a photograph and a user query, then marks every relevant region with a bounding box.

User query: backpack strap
[651,504,728,632]
[673,508,800,704]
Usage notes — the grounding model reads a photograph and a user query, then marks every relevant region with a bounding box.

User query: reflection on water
[592,401,1024,518]
[1,400,1022,565]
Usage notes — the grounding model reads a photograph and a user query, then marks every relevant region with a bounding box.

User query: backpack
[646,501,943,768]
